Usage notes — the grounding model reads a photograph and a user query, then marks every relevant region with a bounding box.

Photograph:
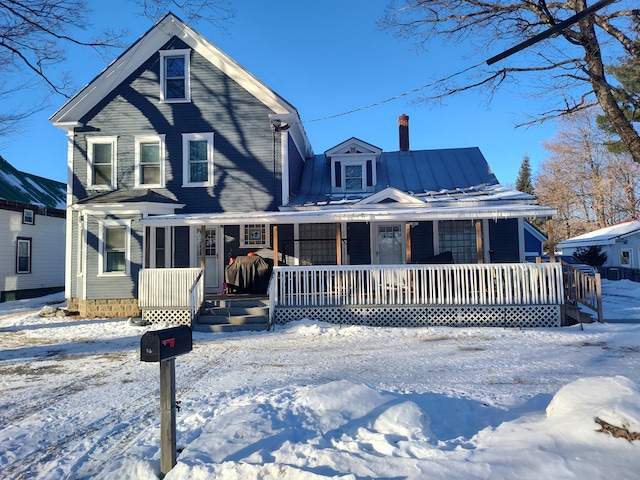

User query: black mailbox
[140,326,192,362]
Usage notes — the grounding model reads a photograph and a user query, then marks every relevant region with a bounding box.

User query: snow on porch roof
[141,203,556,227]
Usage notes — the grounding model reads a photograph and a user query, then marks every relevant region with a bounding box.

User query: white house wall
[0,209,65,295]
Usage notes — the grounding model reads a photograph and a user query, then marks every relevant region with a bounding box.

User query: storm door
[196,227,220,292]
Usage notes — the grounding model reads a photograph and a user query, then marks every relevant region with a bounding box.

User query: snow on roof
[558,219,640,248]
[0,156,66,210]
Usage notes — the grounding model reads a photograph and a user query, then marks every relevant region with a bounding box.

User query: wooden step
[194,296,269,333]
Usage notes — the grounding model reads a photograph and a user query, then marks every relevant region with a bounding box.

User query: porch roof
[141,203,556,227]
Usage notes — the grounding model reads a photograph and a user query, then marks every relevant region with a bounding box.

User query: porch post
[547,218,555,262]
[406,223,412,264]
[335,223,342,265]
[475,220,484,264]
[273,224,279,267]
[200,225,206,269]
[145,226,151,269]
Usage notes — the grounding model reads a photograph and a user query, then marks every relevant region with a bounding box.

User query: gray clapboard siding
[74,38,283,214]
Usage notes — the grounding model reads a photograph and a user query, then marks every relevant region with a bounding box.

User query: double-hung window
[160,49,191,102]
[182,133,214,187]
[16,237,31,274]
[87,136,117,189]
[333,158,374,193]
[135,135,165,187]
[99,221,131,275]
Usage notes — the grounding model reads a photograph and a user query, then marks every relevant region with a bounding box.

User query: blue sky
[1,0,560,185]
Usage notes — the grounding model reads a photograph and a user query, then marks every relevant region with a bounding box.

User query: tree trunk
[579,8,640,165]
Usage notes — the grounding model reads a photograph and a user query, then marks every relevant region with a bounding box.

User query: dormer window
[326,138,381,194]
[160,49,191,102]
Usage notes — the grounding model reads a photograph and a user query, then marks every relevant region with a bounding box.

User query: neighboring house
[0,156,66,302]
[558,219,640,276]
[50,13,556,319]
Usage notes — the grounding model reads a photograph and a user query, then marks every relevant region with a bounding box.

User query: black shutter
[334,161,341,187]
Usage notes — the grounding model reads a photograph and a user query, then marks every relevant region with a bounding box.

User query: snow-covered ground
[1,279,640,479]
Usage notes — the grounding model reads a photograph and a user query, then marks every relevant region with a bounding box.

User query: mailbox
[140,326,192,362]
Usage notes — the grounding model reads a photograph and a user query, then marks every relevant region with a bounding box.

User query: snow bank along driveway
[1,293,640,479]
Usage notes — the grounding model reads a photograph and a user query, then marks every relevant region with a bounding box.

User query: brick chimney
[398,114,409,151]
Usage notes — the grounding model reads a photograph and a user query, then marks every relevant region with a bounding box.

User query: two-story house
[51,13,555,319]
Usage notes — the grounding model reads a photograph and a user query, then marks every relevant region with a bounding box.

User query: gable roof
[50,13,299,127]
[558,219,640,249]
[286,146,533,209]
[0,156,66,210]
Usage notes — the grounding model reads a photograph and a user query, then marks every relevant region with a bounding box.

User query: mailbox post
[140,326,192,478]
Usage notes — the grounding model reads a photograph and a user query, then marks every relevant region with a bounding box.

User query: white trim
[141,204,556,227]
[240,223,271,248]
[182,132,214,187]
[621,248,633,267]
[97,219,131,276]
[358,187,423,205]
[159,49,191,103]
[87,136,118,190]
[518,217,526,262]
[71,202,183,216]
[280,129,289,206]
[134,134,166,188]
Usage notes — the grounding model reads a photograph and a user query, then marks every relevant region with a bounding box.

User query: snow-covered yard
[1,280,640,479]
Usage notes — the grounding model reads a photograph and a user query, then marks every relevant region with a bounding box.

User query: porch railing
[139,268,205,320]
[268,263,564,316]
[563,266,603,322]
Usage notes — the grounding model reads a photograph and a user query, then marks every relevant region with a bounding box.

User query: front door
[204,228,219,292]
[376,223,404,264]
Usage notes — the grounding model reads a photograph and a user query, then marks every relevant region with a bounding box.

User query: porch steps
[563,304,595,326]
[193,296,270,333]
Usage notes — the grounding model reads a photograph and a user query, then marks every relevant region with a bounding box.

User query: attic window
[333,159,374,192]
[160,49,191,102]
[23,209,34,225]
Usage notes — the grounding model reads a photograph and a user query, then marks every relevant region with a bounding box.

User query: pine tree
[516,154,534,195]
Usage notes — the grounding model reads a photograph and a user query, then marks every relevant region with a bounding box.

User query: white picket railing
[139,268,205,312]
[269,263,564,310]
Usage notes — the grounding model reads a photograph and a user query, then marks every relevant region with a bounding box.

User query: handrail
[188,268,205,323]
[270,263,564,308]
[562,264,603,322]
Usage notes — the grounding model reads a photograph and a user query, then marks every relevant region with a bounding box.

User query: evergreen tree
[597,19,640,154]
[516,154,534,195]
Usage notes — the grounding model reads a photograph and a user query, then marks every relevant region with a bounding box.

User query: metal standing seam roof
[0,156,66,210]
[287,146,522,208]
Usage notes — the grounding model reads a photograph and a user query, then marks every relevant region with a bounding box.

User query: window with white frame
[241,224,270,248]
[87,136,117,189]
[135,135,165,187]
[23,209,34,225]
[182,133,214,187]
[159,49,191,102]
[99,221,130,275]
[621,248,632,267]
[332,158,374,193]
[16,237,31,274]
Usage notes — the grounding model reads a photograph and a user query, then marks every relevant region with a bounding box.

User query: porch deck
[138,262,601,329]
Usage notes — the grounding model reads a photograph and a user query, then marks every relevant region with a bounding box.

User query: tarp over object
[225,256,271,294]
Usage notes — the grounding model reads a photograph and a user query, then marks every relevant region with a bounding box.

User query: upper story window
[160,49,191,102]
[325,139,380,194]
[333,159,373,193]
[23,209,34,225]
[182,133,214,187]
[135,135,165,187]
[87,136,117,189]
